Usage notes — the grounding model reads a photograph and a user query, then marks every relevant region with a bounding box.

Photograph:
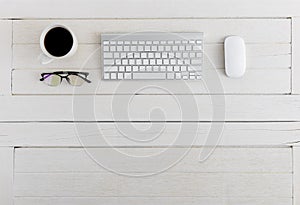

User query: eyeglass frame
[40,71,92,85]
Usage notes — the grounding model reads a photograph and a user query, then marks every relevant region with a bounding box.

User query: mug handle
[38,53,54,65]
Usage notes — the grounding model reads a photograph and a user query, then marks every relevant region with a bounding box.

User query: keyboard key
[158,46,164,51]
[182,53,189,58]
[104,52,113,58]
[174,66,180,71]
[151,46,157,51]
[118,73,124,79]
[117,46,123,51]
[141,53,147,58]
[153,66,159,71]
[122,59,128,65]
[146,66,152,71]
[133,66,139,71]
[162,53,168,58]
[113,53,120,58]
[131,46,137,51]
[126,66,132,72]
[196,52,203,57]
[103,46,109,52]
[129,59,135,65]
[138,46,144,51]
[150,59,156,65]
[111,73,117,79]
[124,46,130,51]
[110,46,116,52]
[167,73,174,79]
[191,59,202,65]
[172,46,178,51]
[104,66,118,72]
[155,53,161,58]
[145,46,151,51]
[175,73,181,79]
[167,66,173,71]
[134,53,140,58]
[140,66,146,71]
[133,73,166,80]
[193,45,202,51]
[160,66,166,71]
[148,53,154,58]
[163,59,170,65]
[104,59,114,65]
[104,73,110,79]
[165,46,171,51]
[119,66,125,72]
[125,73,132,79]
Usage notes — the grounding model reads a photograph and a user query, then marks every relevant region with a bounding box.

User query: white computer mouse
[224,36,246,78]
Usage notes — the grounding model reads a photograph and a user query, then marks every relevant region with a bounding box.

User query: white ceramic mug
[39,24,78,65]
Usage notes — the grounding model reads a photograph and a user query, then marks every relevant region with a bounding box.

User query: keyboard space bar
[132,73,166,80]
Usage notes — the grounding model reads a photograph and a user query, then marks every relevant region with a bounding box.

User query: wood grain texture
[13,19,291,44]
[292,17,300,94]
[12,44,291,70]
[0,123,300,146]
[14,148,292,173]
[0,148,14,205]
[13,197,292,205]
[0,20,12,96]
[0,95,300,121]
[14,173,292,197]
[1,0,299,18]
[12,69,291,95]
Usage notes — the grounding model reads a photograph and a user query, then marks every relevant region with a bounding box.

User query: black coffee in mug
[44,27,74,57]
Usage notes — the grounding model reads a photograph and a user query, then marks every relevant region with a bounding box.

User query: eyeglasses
[40,71,92,86]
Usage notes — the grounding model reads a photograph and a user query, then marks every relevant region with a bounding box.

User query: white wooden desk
[0,1,300,204]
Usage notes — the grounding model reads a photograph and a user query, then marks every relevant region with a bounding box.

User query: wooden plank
[293,147,300,205]
[13,196,293,205]
[1,0,299,18]
[0,123,300,146]
[12,44,291,70]
[14,148,292,173]
[0,20,12,96]
[13,19,291,44]
[14,173,292,197]
[12,69,291,95]
[0,148,14,205]
[1,95,300,121]
[292,17,300,94]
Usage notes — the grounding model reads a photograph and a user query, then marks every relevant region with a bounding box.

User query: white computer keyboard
[101,32,203,80]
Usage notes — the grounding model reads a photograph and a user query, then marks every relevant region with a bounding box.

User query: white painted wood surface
[0,21,12,96]
[11,19,292,94]
[12,69,291,95]
[0,123,299,146]
[13,197,292,205]
[0,148,14,205]
[14,172,292,197]
[292,17,300,94]
[13,44,291,70]
[13,19,291,44]
[0,0,299,18]
[15,148,292,173]
[293,147,300,205]
[13,147,292,203]
[0,96,300,121]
